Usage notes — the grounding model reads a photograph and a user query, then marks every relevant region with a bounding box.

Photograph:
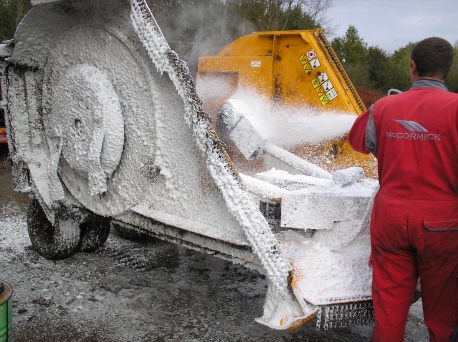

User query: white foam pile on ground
[0,213,29,260]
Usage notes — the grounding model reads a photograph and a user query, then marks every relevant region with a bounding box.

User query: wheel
[78,215,111,252]
[27,199,80,259]
[39,5,158,217]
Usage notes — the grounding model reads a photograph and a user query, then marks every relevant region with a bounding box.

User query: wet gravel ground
[0,150,429,341]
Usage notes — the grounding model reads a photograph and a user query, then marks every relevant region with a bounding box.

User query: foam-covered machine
[1,0,379,331]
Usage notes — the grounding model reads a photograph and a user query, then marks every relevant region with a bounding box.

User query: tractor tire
[27,199,80,259]
[78,216,111,252]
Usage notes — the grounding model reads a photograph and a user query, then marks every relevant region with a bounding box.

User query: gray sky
[326,0,458,54]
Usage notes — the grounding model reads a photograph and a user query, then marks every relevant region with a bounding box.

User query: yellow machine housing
[198,29,365,115]
[197,29,376,177]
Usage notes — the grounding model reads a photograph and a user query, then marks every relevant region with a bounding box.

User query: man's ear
[410,60,418,82]
[410,60,417,74]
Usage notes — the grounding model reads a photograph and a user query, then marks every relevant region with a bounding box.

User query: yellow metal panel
[197,29,376,177]
[217,33,275,57]
[198,55,274,99]
[198,29,365,114]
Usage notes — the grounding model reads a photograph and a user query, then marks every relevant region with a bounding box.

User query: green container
[0,280,12,342]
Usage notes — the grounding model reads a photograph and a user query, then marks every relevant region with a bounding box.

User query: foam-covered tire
[27,199,80,259]
[78,216,111,252]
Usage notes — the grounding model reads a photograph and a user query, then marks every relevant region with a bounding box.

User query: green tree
[331,26,369,89]
[228,0,326,32]
[331,25,367,65]
[345,63,372,89]
[367,46,390,92]
[444,46,458,92]
[0,0,31,42]
[388,42,415,92]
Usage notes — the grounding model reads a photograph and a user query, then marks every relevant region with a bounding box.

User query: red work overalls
[348,80,458,342]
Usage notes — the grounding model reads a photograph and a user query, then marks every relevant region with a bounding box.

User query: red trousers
[370,192,458,342]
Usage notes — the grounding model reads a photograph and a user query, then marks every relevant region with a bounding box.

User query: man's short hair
[411,37,454,80]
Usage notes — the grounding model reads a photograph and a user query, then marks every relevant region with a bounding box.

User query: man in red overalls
[348,37,457,342]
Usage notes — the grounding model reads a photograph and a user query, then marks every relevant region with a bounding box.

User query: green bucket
[0,280,12,342]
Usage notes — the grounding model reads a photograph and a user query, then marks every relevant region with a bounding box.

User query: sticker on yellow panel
[300,49,320,73]
[311,77,321,89]
[299,52,308,63]
[306,49,317,60]
[311,72,338,105]
[310,58,320,69]
[327,88,338,101]
[320,93,330,105]
[321,80,333,92]
[300,54,311,70]
[301,62,312,73]
[311,74,331,89]
[316,85,326,95]
[317,71,329,84]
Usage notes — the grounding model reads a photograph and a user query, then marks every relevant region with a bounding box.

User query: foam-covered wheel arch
[27,198,80,259]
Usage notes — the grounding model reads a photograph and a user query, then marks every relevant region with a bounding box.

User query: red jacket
[348,80,458,200]
[349,79,458,201]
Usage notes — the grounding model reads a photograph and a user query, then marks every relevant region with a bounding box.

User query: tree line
[332,25,458,94]
[1,0,457,93]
